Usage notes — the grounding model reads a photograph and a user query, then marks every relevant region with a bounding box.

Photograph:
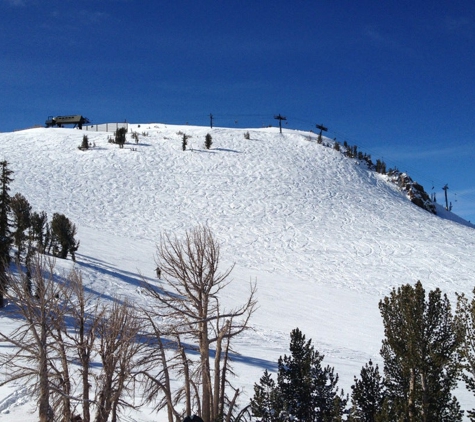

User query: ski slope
[0,124,474,420]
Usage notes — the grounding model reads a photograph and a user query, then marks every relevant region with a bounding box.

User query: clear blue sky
[2,0,475,222]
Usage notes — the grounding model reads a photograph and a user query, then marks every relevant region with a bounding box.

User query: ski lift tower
[316,124,328,143]
[274,114,287,134]
[442,184,449,210]
[316,123,328,136]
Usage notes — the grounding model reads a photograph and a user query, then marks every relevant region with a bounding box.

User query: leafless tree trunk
[58,269,104,422]
[74,277,97,422]
[1,256,147,422]
[144,225,257,422]
[0,256,61,422]
[50,325,73,422]
[93,299,144,422]
[140,311,189,422]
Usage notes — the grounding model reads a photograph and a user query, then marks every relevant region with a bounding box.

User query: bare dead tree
[0,256,62,422]
[138,313,193,422]
[48,287,75,422]
[0,256,147,422]
[143,225,257,422]
[55,269,105,422]
[93,299,145,422]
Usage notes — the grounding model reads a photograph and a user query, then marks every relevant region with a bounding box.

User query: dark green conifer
[379,281,463,421]
[348,360,385,422]
[182,133,188,151]
[251,370,278,422]
[205,133,213,149]
[0,161,13,308]
[80,134,89,150]
[10,193,31,262]
[115,127,127,148]
[456,290,475,421]
[29,211,48,254]
[50,213,79,261]
[251,328,347,421]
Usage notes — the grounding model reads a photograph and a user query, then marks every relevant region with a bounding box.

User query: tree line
[251,281,475,422]
[0,161,79,308]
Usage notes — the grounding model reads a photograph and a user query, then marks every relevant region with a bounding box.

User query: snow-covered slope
[0,124,474,420]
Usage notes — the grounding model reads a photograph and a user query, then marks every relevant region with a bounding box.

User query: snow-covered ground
[0,124,474,420]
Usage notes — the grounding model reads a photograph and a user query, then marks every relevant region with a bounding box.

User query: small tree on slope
[115,127,127,148]
[78,134,89,150]
[251,328,347,421]
[49,213,79,261]
[205,133,213,149]
[182,133,190,151]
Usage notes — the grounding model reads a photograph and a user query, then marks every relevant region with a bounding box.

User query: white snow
[0,123,474,420]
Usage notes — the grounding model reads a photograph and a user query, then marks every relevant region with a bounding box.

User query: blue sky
[2,0,475,222]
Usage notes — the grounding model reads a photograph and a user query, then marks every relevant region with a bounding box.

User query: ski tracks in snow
[1,126,474,298]
[2,126,475,419]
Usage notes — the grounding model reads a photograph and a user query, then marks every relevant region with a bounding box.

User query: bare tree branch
[143,225,257,422]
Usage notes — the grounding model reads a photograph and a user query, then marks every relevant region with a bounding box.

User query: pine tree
[29,211,48,254]
[80,134,89,150]
[375,159,387,174]
[456,289,475,421]
[379,281,463,422]
[205,133,213,150]
[10,193,31,262]
[115,127,127,148]
[278,328,316,421]
[348,360,385,422]
[251,328,347,422]
[50,213,79,261]
[182,133,189,151]
[0,161,13,308]
[251,370,279,422]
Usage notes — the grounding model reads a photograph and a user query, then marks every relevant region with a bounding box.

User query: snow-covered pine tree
[456,290,475,421]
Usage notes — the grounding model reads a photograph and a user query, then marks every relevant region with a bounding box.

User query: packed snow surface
[0,124,474,420]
